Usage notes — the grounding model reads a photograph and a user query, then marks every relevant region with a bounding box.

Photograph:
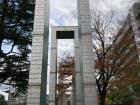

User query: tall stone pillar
[27,0,49,105]
[74,27,82,105]
[77,0,98,105]
[49,26,57,105]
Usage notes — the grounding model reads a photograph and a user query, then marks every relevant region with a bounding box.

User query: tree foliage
[108,85,140,105]
[0,94,7,105]
[108,63,140,105]
[0,0,35,94]
[57,56,74,103]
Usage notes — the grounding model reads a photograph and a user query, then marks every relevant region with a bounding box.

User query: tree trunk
[99,90,107,105]
[0,39,3,56]
[100,94,106,105]
[0,1,5,57]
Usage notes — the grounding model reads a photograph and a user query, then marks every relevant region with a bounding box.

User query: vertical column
[49,27,57,105]
[74,27,82,105]
[78,0,98,105]
[27,0,49,105]
[27,36,43,105]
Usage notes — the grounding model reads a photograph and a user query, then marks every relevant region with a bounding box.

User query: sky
[50,0,78,26]
[50,0,138,26]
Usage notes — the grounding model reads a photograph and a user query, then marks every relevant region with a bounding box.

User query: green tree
[0,0,35,94]
[131,85,140,97]
[0,94,7,105]
[108,87,133,105]
[108,63,140,105]
[15,102,24,105]
[108,85,140,105]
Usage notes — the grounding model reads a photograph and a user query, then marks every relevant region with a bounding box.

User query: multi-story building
[8,93,26,105]
[112,2,140,69]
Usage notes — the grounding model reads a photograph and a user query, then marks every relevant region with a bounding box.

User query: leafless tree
[91,10,140,105]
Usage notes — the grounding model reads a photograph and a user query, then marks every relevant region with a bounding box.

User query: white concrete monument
[27,0,97,105]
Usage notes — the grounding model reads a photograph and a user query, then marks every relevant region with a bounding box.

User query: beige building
[112,2,140,68]
[8,93,26,105]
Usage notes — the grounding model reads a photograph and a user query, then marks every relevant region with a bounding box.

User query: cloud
[50,0,138,26]
[50,0,78,26]
[57,39,74,58]
[90,0,138,16]
[50,18,59,26]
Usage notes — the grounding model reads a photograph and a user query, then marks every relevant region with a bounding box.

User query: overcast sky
[50,0,138,26]
[50,0,138,58]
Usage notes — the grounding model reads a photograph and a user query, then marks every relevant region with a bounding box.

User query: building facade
[8,94,26,105]
[113,2,140,67]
